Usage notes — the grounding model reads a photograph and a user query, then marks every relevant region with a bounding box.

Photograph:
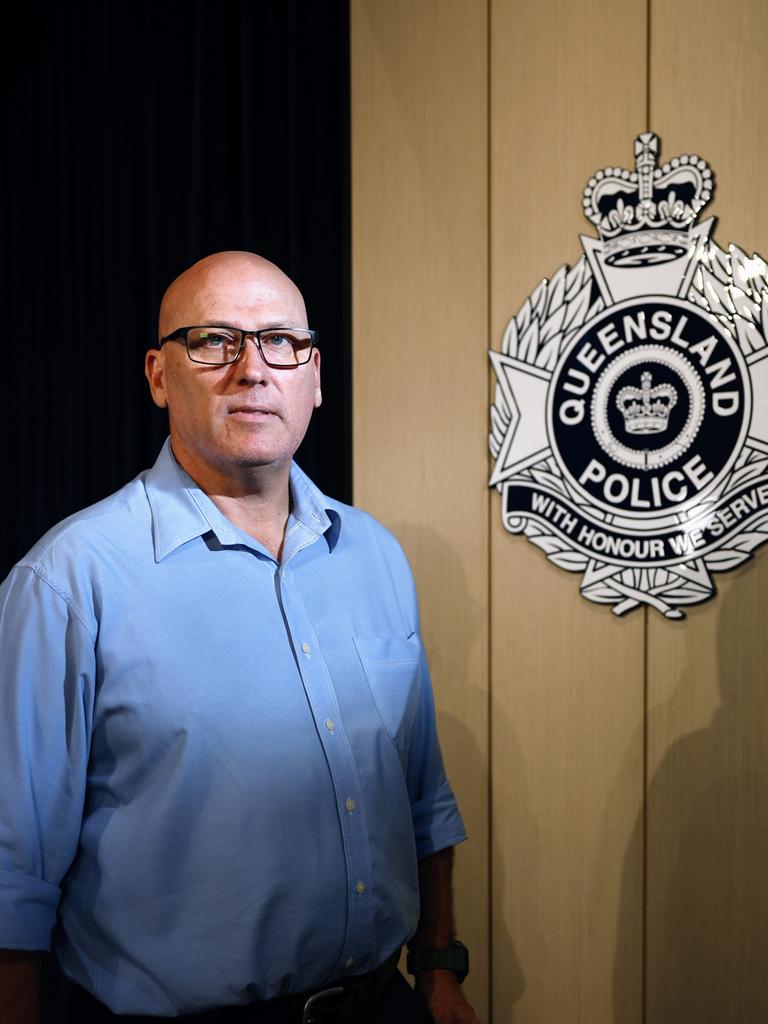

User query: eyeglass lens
[186,327,313,366]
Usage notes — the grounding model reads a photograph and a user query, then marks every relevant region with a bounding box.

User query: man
[0,253,480,1024]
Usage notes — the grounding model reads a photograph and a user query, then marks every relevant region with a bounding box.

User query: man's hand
[415,968,481,1024]
[408,848,482,1023]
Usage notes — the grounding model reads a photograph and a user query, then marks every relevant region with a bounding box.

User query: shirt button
[325,718,335,732]
[345,957,355,969]
[356,880,366,895]
[302,642,311,654]
[345,798,356,813]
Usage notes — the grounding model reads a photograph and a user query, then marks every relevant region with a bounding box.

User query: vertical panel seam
[646,0,652,133]
[643,608,649,1024]
[343,0,352,505]
[643,11,652,1024]
[486,0,493,1021]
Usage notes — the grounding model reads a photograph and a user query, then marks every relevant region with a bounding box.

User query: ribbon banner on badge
[489,133,768,618]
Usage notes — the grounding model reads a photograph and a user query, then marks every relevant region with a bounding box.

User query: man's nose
[235,335,270,382]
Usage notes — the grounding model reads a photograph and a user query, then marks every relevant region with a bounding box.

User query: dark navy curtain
[0,0,350,578]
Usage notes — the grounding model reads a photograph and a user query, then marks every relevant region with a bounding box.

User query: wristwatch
[406,940,469,983]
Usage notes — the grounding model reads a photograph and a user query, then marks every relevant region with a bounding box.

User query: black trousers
[49,969,434,1024]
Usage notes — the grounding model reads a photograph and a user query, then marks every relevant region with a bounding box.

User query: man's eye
[263,333,293,348]
[190,331,235,350]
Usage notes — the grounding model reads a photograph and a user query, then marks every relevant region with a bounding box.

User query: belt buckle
[301,985,345,1024]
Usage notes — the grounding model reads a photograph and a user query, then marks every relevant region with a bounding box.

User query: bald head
[145,250,321,493]
[158,251,307,340]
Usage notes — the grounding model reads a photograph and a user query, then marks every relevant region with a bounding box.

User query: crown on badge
[583,133,713,266]
[616,371,677,434]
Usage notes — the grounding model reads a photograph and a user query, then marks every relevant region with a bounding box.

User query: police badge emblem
[489,133,768,617]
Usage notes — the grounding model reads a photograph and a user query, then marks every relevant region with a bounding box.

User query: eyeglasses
[159,325,317,368]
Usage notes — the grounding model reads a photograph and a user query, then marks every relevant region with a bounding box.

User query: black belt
[66,949,401,1023]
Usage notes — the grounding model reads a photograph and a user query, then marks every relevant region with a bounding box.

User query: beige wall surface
[489,2,646,1022]
[351,1,490,1017]
[352,1,768,1022]
[647,3,768,1022]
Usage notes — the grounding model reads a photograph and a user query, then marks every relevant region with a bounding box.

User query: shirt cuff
[0,870,60,949]
[411,778,467,860]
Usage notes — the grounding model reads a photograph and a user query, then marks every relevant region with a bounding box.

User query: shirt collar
[144,438,340,562]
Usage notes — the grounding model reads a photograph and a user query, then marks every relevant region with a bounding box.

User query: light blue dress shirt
[0,440,466,1015]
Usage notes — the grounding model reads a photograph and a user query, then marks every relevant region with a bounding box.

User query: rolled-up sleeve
[404,633,467,860]
[0,565,95,949]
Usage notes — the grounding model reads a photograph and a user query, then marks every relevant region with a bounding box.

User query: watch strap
[406,940,469,982]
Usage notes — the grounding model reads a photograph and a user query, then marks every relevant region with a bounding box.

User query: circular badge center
[591,344,704,470]
[547,299,748,517]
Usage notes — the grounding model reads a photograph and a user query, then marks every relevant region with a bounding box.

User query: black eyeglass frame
[159,325,318,369]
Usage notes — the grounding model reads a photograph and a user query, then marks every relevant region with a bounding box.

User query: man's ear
[312,348,322,408]
[145,348,168,409]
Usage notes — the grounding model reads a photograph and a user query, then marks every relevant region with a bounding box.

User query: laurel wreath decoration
[687,241,768,582]
[489,256,603,475]
[489,239,768,617]
[688,240,768,358]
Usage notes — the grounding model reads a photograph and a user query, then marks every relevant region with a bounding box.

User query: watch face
[450,940,470,980]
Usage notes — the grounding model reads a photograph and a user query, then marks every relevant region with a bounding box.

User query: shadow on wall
[614,564,768,1023]
[487,698,531,1019]
[390,521,526,1018]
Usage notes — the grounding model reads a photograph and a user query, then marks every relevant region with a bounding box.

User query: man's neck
[171,444,292,560]
[210,488,291,560]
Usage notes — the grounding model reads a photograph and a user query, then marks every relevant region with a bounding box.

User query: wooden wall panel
[350,2,490,1017]
[489,2,647,1021]
[647,3,768,1020]
[352,2,768,1022]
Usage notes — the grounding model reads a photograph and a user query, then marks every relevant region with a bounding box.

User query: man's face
[145,260,321,490]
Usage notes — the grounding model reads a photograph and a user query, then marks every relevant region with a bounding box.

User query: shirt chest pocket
[352,634,422,752]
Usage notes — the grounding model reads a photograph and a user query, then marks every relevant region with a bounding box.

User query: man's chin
[232,448,294,471]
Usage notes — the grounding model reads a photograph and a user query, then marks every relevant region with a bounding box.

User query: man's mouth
[228,405,277,418]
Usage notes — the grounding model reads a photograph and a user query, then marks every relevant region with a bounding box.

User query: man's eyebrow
[198,321,298,330]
